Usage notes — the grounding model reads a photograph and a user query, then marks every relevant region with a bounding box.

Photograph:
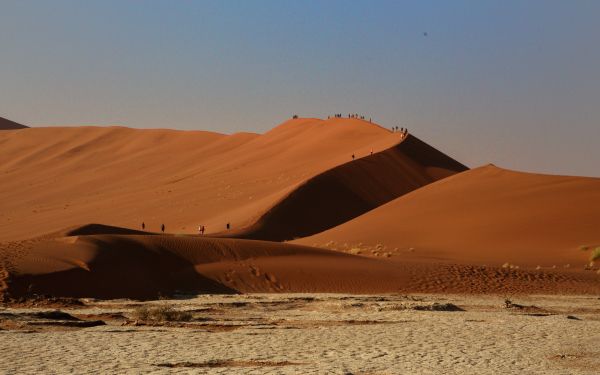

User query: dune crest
[0,229,411,299]
[0,118,463,242]
[227,134,467,240]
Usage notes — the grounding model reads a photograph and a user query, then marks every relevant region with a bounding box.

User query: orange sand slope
[0,226,411,299]
[2,224,598,299]
[295,165,600,268]
[224,134,467,240]
[0,117,28,130]
[0,118,464,242]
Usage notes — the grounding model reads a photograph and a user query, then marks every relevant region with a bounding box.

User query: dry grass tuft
[132,304,192,322]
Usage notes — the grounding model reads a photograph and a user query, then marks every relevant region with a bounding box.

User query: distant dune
[0,118,462,242]
[0,117,28,130]
[295,165,600,268]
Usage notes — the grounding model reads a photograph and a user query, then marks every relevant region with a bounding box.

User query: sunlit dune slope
[295,165,600,268]
[0,118,464,242]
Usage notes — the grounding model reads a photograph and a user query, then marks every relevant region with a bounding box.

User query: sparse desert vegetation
[2,294,600,374]
[131,303,192,322]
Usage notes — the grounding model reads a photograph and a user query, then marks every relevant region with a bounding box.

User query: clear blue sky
[1,1,599,176]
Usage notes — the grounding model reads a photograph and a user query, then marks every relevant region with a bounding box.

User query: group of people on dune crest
[392,126,408,136]
[328,113,371,122]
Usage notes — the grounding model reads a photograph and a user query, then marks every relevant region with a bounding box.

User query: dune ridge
[2,222,598,300]
[0,228,410,299]
[0,118,463,242]
[227,134,467,240]
[295,165,600,268]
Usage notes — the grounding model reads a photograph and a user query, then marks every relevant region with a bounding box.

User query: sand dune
[0,118,462,242]
[225,134,467,240]
[2,118,598,299]
[2,220,598,300]
[0,116,28,130]
[0,227,411,299]
[295,165,600,268]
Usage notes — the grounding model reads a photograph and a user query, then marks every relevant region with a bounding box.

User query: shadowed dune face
[0,117,28,130]
[2,225,598,300]
[0,231,414,299]
[0,118,463,242]
[295,165,600,268]
[229,135,467,241]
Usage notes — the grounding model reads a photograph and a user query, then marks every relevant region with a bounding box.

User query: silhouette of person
[142,222,145,230]
[161,224,165,233]
[226,223,230,230]
[201,225,205,234]
[352,154,355,160]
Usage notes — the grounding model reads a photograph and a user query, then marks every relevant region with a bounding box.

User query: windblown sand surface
[2,224,598,300]
[1,117,598,299]
[0,118,463,242]
[296,165,600,269]
[1,294,599,374]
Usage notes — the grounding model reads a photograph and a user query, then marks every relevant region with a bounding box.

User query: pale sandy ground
[1,294,599,374]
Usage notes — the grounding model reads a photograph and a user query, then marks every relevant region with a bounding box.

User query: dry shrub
[132,304,192,322]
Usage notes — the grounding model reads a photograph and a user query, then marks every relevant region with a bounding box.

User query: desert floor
[1,293,599,374]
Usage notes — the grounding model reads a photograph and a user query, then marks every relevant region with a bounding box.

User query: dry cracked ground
[1,294,599,374]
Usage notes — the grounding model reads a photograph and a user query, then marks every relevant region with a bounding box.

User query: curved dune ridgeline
[3,220,599,300]
[295,165,600,268]
[0,229,411,299]
[0,118,411,242]
[231,134,468,241]
[4,117,597,299]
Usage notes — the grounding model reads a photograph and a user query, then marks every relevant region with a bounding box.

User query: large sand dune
[0,116,28,130]
[2,118,598,299]
[224,134,467,240]
[0,118,464,242]
[295,165,600,268]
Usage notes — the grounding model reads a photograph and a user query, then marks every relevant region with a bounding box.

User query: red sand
[295,165,600,268]
[0,118,416,242]
[223,134,467,240]
[0,226,410,299]
[1,118,598,299]
[2,224,598,299]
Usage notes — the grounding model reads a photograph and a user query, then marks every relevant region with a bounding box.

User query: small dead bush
[413,303,463,312]
[132,304,192,322]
